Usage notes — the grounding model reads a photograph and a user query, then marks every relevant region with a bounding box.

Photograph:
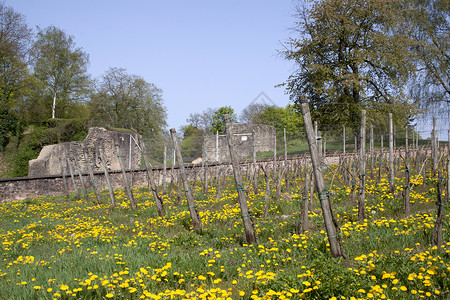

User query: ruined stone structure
[28,127,141,176]
[202,124,276,163]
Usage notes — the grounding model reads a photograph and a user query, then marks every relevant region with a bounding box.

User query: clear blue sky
[4,0,447,140]
[4,0,296,131]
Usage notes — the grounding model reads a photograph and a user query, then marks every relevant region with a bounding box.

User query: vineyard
[0,144,449,299]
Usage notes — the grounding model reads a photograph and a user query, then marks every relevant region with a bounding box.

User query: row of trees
[0,4,167,151]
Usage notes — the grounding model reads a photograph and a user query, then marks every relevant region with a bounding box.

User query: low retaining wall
[1,157,304,203]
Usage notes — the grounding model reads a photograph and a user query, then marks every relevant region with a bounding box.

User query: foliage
[180,125,203,159]
[407,0,449,115]
[281,0,419,134]
[32,26,91,119]
[186,107,217,133]
[8,120,89,177]
[253,104,304,140]
[210,106,236,134]
[0,3,32,150]
[239,102,272,124]
[88,67,167,139]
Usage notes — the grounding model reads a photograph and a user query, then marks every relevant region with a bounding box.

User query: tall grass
[0,160,448,299]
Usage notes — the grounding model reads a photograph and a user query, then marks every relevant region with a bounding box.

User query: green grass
[0,159,448,299]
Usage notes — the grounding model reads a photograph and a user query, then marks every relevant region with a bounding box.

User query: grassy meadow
[0,159,449,299]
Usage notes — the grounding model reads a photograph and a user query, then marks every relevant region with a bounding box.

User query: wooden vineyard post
[447,130,449,204]
[72,154,89,201]
[404,127,411,216]
[224,115,257,245]
[116,145,136,210]
[343,125,346,154]
[261,165,271,218]
[65,156,81,200]
[162,145,167,195]
[389,113,395,194]
[99,147,116,207]
[300,96,345,258]
[252,140,259,195]
[59,157,69,198]
[432,117,437,173]
[284,128,288,161]
[170,128,203,232]
[358,110,366,221]
[299,172,310,233]
[83,145,102,205]
[139,138,165,217]
[370,124,374,180]
[432,171,444,247]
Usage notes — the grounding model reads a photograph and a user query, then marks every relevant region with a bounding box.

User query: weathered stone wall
[28,127,141,176]
[203,124,276,163]
[1,156,310,203]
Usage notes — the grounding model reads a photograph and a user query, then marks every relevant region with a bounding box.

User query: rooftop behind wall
[202,124,276,163]
[28,127,141,176]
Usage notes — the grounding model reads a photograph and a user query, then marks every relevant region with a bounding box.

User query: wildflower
[106,293,114,298]
[33,286,41,290]
[60,284,68,291]
[239,291,245,296]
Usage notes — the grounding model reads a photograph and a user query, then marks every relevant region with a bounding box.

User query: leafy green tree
[186,107,216,133]
[407,0,449,113]
[180,125,204,158]
[0,4,32,149]
[88,67,167,138]
[281,0,418,133]
[32,26,91,119]
[239,102,271,124]
[210,106,236,134]
[253,105,304,140]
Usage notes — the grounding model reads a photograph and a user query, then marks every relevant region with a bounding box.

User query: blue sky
[4,0,447,140]
[5,0,296,131]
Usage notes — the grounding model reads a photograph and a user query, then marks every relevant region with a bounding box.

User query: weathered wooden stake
[403,126,411,216]
[162,145,167,195]
[225,115,257,244]
[116,145,136,210]
[343,125,346,154]
[389,113,395,194]
[431,171,444,247]
[65,157,80,200]
[99,147,116,207]
[170,128,203,231]
[59,157,69,197]
[358,110,366,221]
[72,154,89,201]
[140,139,165,217]
[370,124,374,180]
[300,96,345,258]
[83,145,102,205]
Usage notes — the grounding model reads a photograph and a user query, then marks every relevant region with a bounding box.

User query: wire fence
[140,125,449,168]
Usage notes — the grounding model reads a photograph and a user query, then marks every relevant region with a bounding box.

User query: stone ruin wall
[202,124,276,163]
[28,127,141,176]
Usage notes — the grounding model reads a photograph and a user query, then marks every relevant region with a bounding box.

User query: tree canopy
[281,0,420,133]
[32,26,91,119]
[0,3,32,149]
[253,105,304,140]
[210,106,237,134]
[407,0,449,114]
[89,67,167,138]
